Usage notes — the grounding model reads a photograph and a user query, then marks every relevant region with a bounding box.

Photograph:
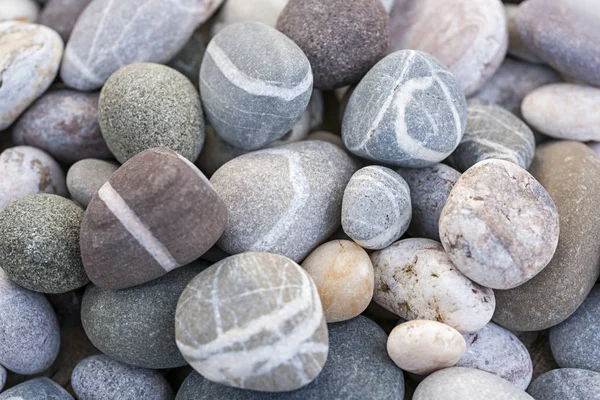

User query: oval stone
[504,4,542,64]
[38,0,90,41]
[0,378,73,400]
[527,368,600,400]
[0,0,39,22]
[66,159,119,208]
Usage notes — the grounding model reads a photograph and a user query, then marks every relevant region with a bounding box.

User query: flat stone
[211,0,288,35]
[66,159,119,208]
[504,4,542,63]
[0,0,39,22]
[38,0,90,41]
[0,378,73,399]
[527,368,600,400]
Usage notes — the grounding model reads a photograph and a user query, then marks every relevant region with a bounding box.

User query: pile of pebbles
[1,0,600,398]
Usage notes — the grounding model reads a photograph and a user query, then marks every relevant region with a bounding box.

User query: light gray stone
[66,159,119,208]
[0,0,39,22]
[38,0,91,42]
[210,0,289,35]
[527,368,600,400]
[0,378,73,399]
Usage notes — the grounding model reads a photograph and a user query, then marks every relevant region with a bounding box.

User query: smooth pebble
[38,0,90,41]
[0,0,39,22]
[504,4,542,63]
[211,0,288,34]
[527,368,600,400]
[0,378,73,399]
[66,159,119,208]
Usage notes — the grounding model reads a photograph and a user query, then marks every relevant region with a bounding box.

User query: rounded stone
[211,0,288,34]
[66,159,119,208]
[175,252,328,392]
[81,261,209,369]
[505,4,542,64]
[0,194,88,293]
[276,0,390,90]
[0,21,63,130]
[342,50,467,167]
[0,0,39,22]
[0,378,73,400]
[527,368,600,400]
[371,238,495,334]
[200,22,312,150]
[72,355,174,400]
[301,240,374,323]
[440,159,559,290]
[38,0,90,41]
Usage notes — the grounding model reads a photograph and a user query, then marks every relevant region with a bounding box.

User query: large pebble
[0,0,39,22]
[527,368,600,400]
[38,0,90,41]
[211,141,358,262]
[372,238,495,333]
[342,50,467,167]
[0,21,63,130]
[440,159,559,290]
[175,252,328,392]
[66,159,118,208]
[0,378,73,399]
[504,4,542,64]
[211,0,288,34]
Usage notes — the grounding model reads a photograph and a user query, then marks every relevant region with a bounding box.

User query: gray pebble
[167,31,206,89]
[0,378,73,399]
[66,159,119,208]
[527,368,600,400]
[38,0,91,42]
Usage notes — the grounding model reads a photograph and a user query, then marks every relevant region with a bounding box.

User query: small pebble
[504,4,542,64]
[38,0,90,41]
[527,368,600,400]
[66,159,119,208]
[0,377,73,400]
[0,0,39,22]
[211,0,288,34]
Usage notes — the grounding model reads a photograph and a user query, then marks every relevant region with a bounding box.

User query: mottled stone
[528,368,600,400]
[211,0,288,35]
[342,50,467,167]
[66,159,119,208]
[38,0,90,41]
[440,159,559,290]
[0,0,39,22]
[276,0,390,90]
[167,31,206,88]
[175,253,328,392]
[0,378,73,399]
[505,4,542,63]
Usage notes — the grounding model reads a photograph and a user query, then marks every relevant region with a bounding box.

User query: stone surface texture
[66,159,119,208]
[38,0,91,41]
[527,368,600,400]
[0,378,73,399]
[504,4,541,63]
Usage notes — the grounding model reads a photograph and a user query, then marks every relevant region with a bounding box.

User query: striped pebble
[80,147,227,290]
[175,252,328,392]
[342,50,467,167]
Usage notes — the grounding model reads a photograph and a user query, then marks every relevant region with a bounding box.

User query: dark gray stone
[167,31,206,89]
[66,159,119,208]
[527,368,600,400]
[0,378,73,399]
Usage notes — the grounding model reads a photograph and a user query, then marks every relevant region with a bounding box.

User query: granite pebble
[38,0,90,41]
[66,159,118,208]
[0,0,39,22]
[0,378,73,399]
[527,368,600,400]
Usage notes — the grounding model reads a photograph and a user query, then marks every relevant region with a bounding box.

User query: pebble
[276,0,390,90]
[210,141,358,262]
[493,142,600,331]
[167,31,206,89]
[175,252,328,392]
[211,0,288,34]
[387,320,466,375]
[527,368,600,400]
[0,267,60,375]
[341,166,411,249]
[81,148,226,290]
[0,21,63,130]
[66,159,119,208]
[371,238,495,334]
[38,0,90,41]
[397,164,460,241]
[0,146,67,211]
[439,159,559,290]
[504,4,542,64]
[301,240,374,323]
[342,50,467,167]
[81,260,209,369]
[99,63,204,163]
[72,355,174,400]
[13,89,112,163]
[200,22,312,150]
[0,194,88,293]
[390,0,508,96]
[0,378,73,399]
[0,0,39,22]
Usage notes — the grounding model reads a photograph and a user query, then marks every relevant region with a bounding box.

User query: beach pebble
[81,148,226,290]
[81,261,209,369]
[301,240,374,323]
[0,378,73,399]
[0,146,67,211]
[341,166,411,249]
[527,368,600,400]
[440,159,559,290]
[505,4,542,64]
[211,0,288,34]
[38,0,90,41]
[99,63,204,163]
[0,21,63,130]
[0,0,39,22]
[13,90,112,163]
[397,164,460,241]
[72,355,174,400]
[200,22,312,150]
[342,50,467,167]
[66,159,119,208]
[0,194,88,293]
[493,142,600,331]
[167,31,206,89]
[175,252,328,392]
[211,141,358,262]
[372,238,495,333]
[276,0,390,90]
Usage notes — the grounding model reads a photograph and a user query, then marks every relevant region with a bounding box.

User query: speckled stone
[440,159,559,290]
[341,166,411,250]
[342,50,467,167]
[72,355,174,400]
[167,31,206,89]
[211,0,288,35]
[0,21,63,130]
[38,0,91,41]
[211,141,358,262]
[0,146,67,211]
[504,4,542,64]
[99,63,204,163]
[0,378,73,399]
[81,261,209,369]
[528,368,600,400]
[397,164,460,241]
[0,0,39,22]
[0,194,88,293]
[175,252,328,392]
[493,142,600,331]
[66,159,118,208]
[175,316,404,400]
[276,0,390,90]
[0,365,5,392]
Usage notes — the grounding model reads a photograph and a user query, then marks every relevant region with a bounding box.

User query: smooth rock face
[342,50,467,167]
[371,238,495,333]
[0,0,39,22]
[390,0,508,96]
[342,166,411,250]
[72,355,174,400]
[277,0,390,90]
[493,142,600,331]
[211,0,288,34]
[0,21,63,130]
[175,316,404,400]
[0,378,73,400]
[38,0,91,41]
[81,261,209,369]
[99,63,204,163]
[527,368,600,400]
[0,146,67,211]
[66,159,119,208]
[301,240,374,323]
[397,164,460,241]
[505,4,541,63]
[175,253,328,392]
[440,159,559,290]
[81,148,226,290]
[211,141,358,262]
[200,22,312,150]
